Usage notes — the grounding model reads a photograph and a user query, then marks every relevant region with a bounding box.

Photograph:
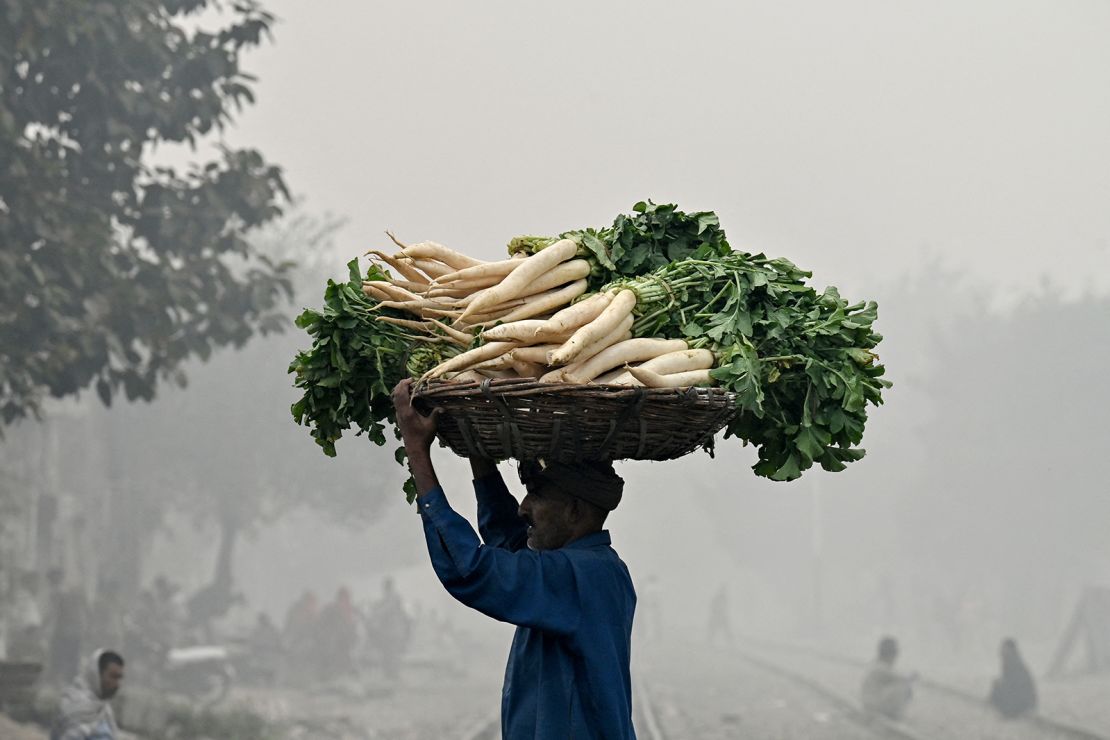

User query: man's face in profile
[100,663,124,699]
[518,481,577,551]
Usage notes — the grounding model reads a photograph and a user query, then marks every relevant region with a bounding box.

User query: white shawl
[50,649,119,740]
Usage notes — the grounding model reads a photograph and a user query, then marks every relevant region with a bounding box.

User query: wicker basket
[412,377,739,463]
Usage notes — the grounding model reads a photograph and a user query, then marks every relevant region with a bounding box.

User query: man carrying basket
[392,378,637,739]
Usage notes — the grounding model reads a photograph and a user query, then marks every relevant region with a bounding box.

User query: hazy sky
[216,0,1109,304]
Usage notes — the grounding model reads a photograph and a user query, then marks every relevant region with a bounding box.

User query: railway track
[738,638,1109,740]
[456,638,1108,739]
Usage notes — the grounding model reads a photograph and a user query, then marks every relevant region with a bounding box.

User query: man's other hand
[469,455,498,479]
[392,378,439,453]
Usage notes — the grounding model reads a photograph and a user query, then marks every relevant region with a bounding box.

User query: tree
[0,0,292,424]
[895,287,1110,638]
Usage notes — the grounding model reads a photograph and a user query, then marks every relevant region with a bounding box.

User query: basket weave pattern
[412,378,739,463]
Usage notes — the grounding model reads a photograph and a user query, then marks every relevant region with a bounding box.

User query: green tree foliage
[0,0,292,424]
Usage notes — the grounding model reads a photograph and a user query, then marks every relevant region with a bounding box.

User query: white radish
[477,368,517,379]
[481,320,551,343]
[433,259,521,285]
[532,291,613,341]
[492,279,588,325]
[561,338,689,384]
[409,258,454,280]
[387,278,435,295]
[509,359,544,378]
[362,282,391,301]
[375,282,422,302]
[374,316,430,332]
[469,353,517,371]
[365,250,430,286]
[593,368,628,385]
[459,238,579,321]
[449,370,486,384]
[428,276,501,296]
[450,298,531,327]
[607,348,717,385]
[425,318,475,346]
[401,241,483,270]
[539,366,566,383]
[512,259,591,299]
[626,366,716,388]
[548,289,637,365]
[546,315,634,371]
[422,341,517,381]
[510,344,564,364]
[376,298,454,313]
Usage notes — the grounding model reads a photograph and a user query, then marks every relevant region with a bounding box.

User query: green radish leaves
[289,260,456,460]
[609,253,890,482]
[511,201,733,290]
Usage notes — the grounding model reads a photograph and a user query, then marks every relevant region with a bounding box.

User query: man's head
[517,459,624,551]
[877,636,899,664]
[97,651,124,699]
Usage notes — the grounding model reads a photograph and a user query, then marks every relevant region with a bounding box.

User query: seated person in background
[50,649,124,740]
[988,638,1037,718]
[861,636,916,720]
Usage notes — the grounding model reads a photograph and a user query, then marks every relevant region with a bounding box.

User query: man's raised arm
[469,456,527,551]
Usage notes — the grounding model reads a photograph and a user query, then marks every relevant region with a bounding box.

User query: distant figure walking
[706,584,734,646]
[860,636,915,720]
[989,638,1037,719]
[367,577,412,679]
[317,586,359,677]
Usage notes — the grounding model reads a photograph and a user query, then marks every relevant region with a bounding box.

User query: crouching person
[50,649,124,740]
[861,637,915,721]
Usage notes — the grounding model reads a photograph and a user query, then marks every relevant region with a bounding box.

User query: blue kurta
[418,472,637,739]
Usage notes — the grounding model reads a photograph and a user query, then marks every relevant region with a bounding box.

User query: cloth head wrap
[518,458,624,511]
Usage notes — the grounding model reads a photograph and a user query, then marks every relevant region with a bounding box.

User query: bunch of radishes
[362,235,717,388]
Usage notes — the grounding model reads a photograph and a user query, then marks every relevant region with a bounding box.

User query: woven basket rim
[411,377,739,463]
[413,376,736,400]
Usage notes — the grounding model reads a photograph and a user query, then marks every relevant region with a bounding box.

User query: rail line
[455,639,1107,740]
[738,638,1109,740]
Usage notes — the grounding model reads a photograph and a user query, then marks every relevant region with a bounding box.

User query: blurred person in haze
[50,649,124,740]
[706,583,734,646]
[45,568,87,685]
[317,586,359,677]
[988,638,1037,718]
[367,576,412,679]
[134,576,184,650]
[283,590,318,679]
[392,379,636,740]
[7,570,45,660]
[860,636,916,720]
[249,611,282,653]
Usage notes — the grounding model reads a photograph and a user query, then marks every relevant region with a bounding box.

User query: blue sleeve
[418,486,581,635]
[473,471,527,551]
